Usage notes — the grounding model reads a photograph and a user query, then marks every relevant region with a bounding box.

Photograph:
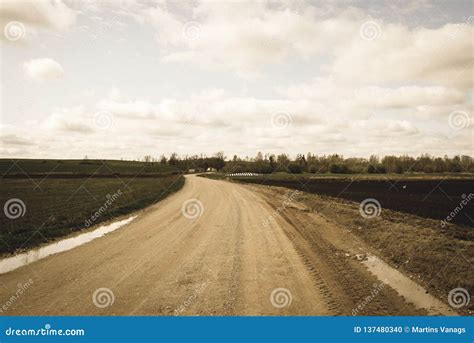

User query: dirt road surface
[0,175,455,315]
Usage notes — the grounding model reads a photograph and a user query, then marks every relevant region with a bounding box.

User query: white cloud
[353,119,419,136]
[0,0,77,32]
[123,2,472,87]
[0,133,33,146]
[97,99,156,119]
[158,3,350,78]
[279,80,467,111]
[353,86,465,109]
[330,22,473,89]
[43,106,93,133]
[22,58,64,81]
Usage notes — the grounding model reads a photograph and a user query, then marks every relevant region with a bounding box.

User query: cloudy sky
[0,0,472,160]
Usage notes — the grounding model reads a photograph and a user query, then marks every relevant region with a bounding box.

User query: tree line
[142,152,473,174]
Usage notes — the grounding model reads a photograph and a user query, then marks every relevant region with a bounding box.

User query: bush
[423,165,434,173]
[309,165,318,174]
[367,164,386,174]
[257,165,275,174]
[288,163,303,174]
[329,163,350,174]
[451,165,462,173]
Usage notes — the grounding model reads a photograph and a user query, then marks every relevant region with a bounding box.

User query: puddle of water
[362,255,457,316]
[0,216,137,275]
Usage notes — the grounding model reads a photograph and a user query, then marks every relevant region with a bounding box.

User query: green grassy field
[0,175,184,255]
[0,158,177,176]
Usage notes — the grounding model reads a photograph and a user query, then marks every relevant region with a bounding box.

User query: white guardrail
[225,173,263,177]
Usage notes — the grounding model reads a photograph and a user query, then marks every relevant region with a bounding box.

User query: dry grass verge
[248,183,473,315]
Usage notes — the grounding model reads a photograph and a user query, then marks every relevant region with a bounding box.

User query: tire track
[261,191,425,315]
